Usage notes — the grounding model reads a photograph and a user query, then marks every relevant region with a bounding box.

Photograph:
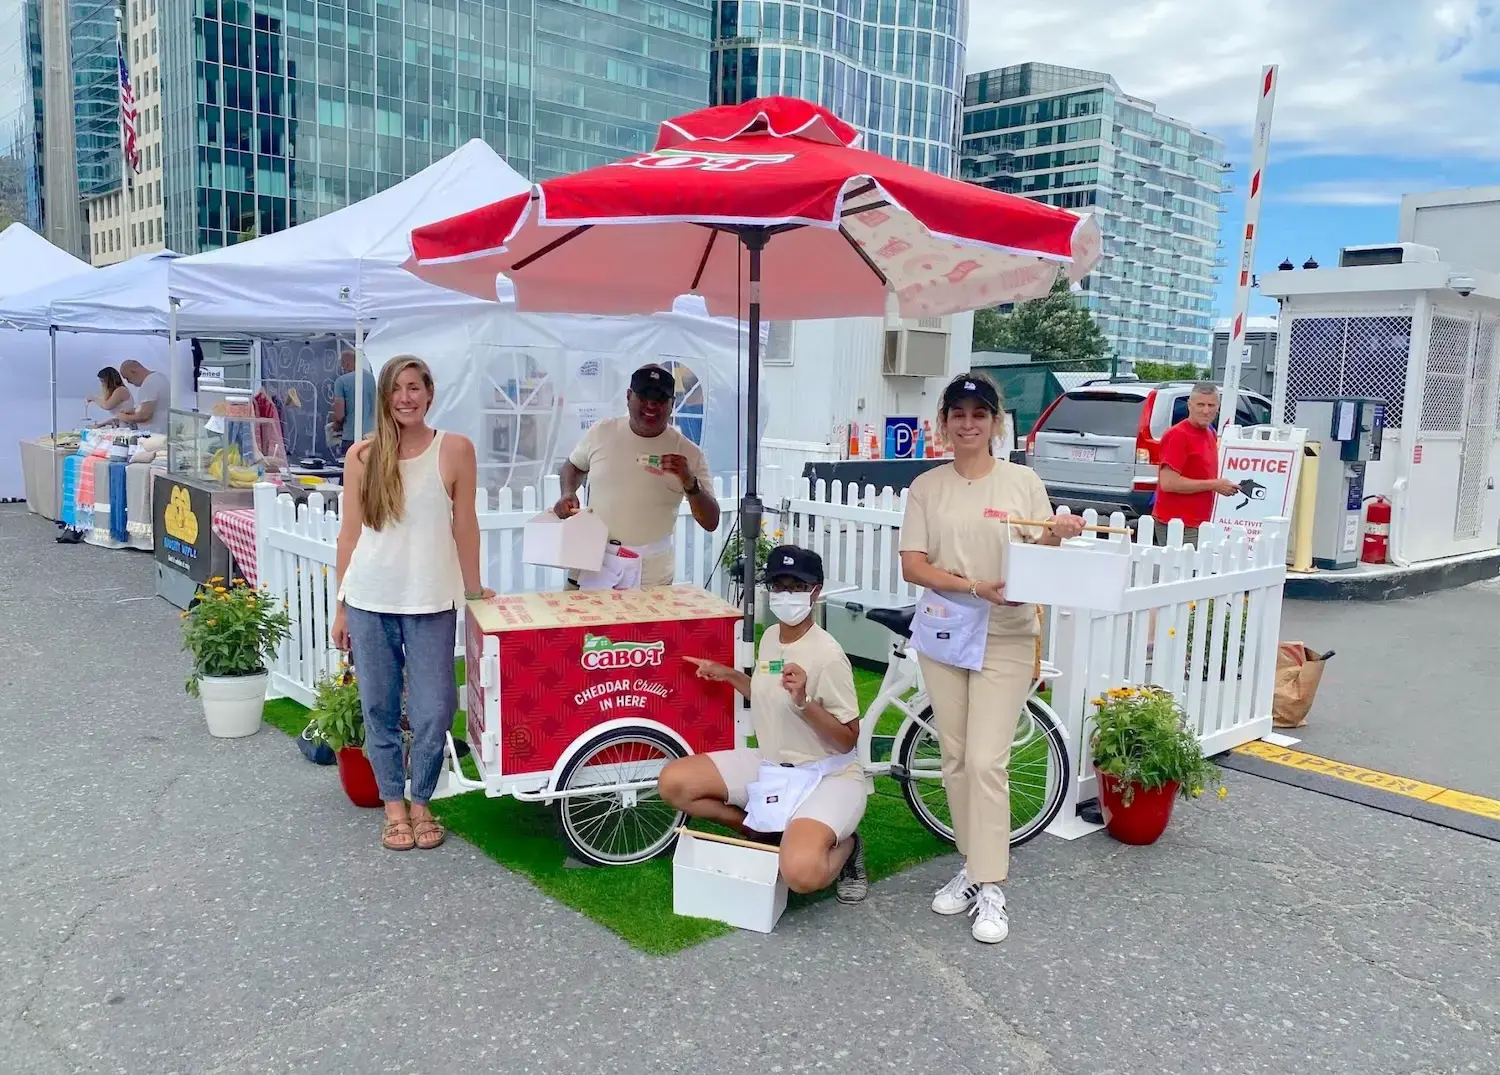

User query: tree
[1133,360,1205,382]
[971,274,1111,371]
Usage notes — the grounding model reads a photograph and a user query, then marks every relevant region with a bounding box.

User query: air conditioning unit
[1338,243,1440,268]
[882,316,952,378]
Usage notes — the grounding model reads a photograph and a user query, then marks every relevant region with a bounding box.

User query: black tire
[896,699,1071,849]
[553,726,686,867]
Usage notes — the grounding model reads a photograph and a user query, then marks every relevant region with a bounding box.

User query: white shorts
[708,748,869,841]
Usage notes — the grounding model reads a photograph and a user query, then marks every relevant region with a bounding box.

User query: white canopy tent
[0,223,92,298]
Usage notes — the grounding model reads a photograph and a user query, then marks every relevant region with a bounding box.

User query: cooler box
[464,586,741,781]
[1003,538,1134,612]
[673,829,788,934]
[821,587,914,669]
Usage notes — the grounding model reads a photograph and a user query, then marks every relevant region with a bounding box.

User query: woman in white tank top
[332,356,492,852]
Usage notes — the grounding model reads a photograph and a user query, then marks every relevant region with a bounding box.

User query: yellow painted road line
[1233,740,1500,820]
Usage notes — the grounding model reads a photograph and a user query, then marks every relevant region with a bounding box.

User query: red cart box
[464,586,741,785]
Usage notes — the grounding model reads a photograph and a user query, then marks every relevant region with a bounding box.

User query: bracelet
[464,590,484,601]
[968,581,979,598]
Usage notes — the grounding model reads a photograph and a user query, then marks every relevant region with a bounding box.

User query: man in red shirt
[1153,383,1240,546]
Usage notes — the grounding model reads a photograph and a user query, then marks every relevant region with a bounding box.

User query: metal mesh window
[1283,315,1412,427]
[1282,317,1343,423]
[1456,317,1499,539]
[1422,315,1471,433]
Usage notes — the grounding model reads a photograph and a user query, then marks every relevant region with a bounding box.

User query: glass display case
[167,406,289,490]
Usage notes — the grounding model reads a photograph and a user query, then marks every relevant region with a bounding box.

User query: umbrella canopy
[407,96,1101,320]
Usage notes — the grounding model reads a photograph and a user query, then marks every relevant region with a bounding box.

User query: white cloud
[1277,181,1411,206]
[966,0,1500,160]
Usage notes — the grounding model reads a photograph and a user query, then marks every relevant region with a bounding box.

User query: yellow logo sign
[163,485,199,545]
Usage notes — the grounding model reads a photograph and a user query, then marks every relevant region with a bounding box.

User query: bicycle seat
[865,605,915,639]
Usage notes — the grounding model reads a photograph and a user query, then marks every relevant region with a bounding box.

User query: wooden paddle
[1007,517,1135,536]
[675,827,781,853]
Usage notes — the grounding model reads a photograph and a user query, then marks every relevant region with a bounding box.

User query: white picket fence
[252,474,1290,832]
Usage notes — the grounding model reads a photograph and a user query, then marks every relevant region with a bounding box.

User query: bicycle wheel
[896,698,1070,848]
[554,726,686,867]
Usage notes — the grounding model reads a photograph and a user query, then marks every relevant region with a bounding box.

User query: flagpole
[115,6,132,256]
[1222,65,1278,428]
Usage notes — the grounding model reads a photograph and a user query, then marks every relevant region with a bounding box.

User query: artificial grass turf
[260,665,957,955]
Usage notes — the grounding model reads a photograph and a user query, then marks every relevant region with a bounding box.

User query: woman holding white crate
[898,372,1085,945]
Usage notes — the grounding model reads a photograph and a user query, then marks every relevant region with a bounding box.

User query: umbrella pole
[50,326,59,525]
[739,232,767,653]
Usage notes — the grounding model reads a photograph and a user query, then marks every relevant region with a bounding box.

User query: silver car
[1024,381,1273,517]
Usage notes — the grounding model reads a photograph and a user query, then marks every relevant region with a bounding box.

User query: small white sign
[1212,428,1305,540]
[1341,514,1361,553]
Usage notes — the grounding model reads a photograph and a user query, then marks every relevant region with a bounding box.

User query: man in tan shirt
[553,364,720,587]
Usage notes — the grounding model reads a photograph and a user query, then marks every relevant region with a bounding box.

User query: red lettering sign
[1224,455,1290,474]
[614,150,793,173]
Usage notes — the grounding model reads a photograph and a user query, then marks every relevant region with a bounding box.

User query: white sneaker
[969,883,1009,944]
[931,866,979,915]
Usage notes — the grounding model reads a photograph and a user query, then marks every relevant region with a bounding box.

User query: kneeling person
[659,546,869,903]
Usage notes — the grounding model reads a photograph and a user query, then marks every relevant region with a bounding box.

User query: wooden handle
[1007,517,1134,536]
[675,827,781,853]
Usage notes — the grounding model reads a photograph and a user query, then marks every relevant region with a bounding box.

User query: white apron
[577,535,673,591]
[909,588,990,672]
[743,750,858,834]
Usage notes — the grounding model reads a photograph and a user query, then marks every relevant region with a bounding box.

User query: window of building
[151,29,157,55]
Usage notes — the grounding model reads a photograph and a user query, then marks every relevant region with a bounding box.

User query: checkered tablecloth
[212,507,258,586]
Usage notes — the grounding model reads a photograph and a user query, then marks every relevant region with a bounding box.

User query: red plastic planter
[337,747,383,808]
[1097,772,1179,845]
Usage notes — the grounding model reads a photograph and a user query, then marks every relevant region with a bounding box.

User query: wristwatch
[685,478,702,496]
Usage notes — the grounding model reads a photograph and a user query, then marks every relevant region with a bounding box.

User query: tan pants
[918,635,1036,884]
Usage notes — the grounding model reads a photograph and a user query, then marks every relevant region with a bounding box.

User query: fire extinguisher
[1362,495,1392,564]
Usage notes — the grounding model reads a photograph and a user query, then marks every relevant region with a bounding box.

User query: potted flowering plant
[182,577,292,738]
[721,520,783,622]
[1090,685,1226,845]
[310,666,381,808]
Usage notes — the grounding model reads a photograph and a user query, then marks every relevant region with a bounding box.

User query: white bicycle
[854,606,1072,847]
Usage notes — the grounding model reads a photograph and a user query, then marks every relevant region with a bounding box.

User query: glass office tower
[72,0,125,199]
[710,0,967,175]
[961,63,1228,366]
[160,0,712,254]
[0,0,46,231]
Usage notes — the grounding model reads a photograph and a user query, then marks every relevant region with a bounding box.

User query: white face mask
[768,590,813,626]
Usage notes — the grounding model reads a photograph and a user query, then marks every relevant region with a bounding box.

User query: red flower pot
[337,747,383,808]
[1097,772,1179,845]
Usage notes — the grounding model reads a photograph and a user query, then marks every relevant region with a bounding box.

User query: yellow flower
[232,577,245,586]
[1091,696,1105,707]
[214,586,227,593]
[1167,628,1176,637]
[180,610,189,618]
[1188,601,1196,610]
[1190,786,1203,798]
[207,618,217,626]
[1217,786,1228,800]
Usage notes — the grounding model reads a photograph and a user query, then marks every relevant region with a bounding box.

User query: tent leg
[168,298,180,408]
[353,319,365,443]
[50,326,59,525]
[739,232,767,651]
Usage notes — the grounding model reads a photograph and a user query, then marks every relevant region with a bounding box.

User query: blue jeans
[344,605,458,804]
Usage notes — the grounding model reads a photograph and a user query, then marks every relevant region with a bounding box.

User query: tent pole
[168,297,180,409]
[739,231,766,651]
[353,318,365,443]
[50,325,60,525]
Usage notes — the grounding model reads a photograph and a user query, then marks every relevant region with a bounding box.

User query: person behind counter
[330,348,378,457]
[116,360,171,435]
[331,355,493,853]
[660,545,870,903]
[552,364,719,589]
[88,367,131,426]
[898,372,1085,945]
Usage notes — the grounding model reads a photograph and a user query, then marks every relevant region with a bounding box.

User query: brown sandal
[411,816,446,850]
[381,818,415,851]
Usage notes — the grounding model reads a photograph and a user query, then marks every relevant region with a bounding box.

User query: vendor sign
[1211,428,1304,541]
[154,477,213,581]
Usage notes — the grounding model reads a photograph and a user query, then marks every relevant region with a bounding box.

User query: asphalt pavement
[2,502,1496,1075]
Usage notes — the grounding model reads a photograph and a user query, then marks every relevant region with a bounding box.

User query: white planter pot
[198,672,268,739]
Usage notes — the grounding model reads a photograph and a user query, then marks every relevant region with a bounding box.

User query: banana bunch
[207,444,260,487]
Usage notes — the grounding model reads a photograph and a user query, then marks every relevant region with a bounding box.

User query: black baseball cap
[764,544,823,586]
[629,365,674,401]
[942,373,1000,412]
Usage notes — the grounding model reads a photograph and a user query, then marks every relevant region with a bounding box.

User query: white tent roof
[169,139,529,334]
[0,223,92,298]
[0,252,177,333]
[48,251,181,333]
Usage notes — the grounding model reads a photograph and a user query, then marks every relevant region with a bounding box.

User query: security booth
[1262,252,1500,565]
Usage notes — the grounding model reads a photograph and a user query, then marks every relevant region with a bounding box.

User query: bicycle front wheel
[896,698,1070,848]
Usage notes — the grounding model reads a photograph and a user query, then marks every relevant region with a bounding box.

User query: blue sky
[967,0,1500,319]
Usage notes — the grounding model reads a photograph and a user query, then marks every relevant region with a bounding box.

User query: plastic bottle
[884,423,897,459]
[914,422,926,460]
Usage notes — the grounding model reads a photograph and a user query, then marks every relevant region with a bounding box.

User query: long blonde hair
[359,355,435,531]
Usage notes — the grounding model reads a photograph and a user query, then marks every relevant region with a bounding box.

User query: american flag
[117,37,140,173]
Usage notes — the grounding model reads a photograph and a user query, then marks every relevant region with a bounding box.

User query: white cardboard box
[1004,538,1133,612]
[672,830,787,934]
[521,510,608,572]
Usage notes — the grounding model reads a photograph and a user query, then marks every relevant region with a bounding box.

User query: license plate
[1069,446,1097,462]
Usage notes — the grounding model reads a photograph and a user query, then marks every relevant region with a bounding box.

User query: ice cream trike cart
[444,585,743,866]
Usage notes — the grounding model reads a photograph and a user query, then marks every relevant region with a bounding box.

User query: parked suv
[1024,382,1274,517]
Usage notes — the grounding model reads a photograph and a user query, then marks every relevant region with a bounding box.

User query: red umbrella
[406,96,1102,640]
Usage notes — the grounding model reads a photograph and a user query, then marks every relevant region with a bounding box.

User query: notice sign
[153,476,213,582]
[1212,429,1304,540]
[884,415,920,459]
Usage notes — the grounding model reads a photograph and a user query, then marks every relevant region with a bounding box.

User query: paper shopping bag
[1272,642,1331,729]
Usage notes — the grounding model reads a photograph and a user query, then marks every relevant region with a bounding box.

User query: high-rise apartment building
[143,0,710,255]
[85,0,167,265]
[961,63,1228,366]
[710,0,966,175]
[0,0,46,235]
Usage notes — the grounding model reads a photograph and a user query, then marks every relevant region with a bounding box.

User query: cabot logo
[581,634,665,671]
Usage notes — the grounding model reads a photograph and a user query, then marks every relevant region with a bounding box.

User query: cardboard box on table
[463,586,741,781]
[522,509,608,573]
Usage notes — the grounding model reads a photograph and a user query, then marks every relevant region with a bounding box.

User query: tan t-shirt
[568,417,713,586]
[899,460,1054,636]
[751,624,863,782]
